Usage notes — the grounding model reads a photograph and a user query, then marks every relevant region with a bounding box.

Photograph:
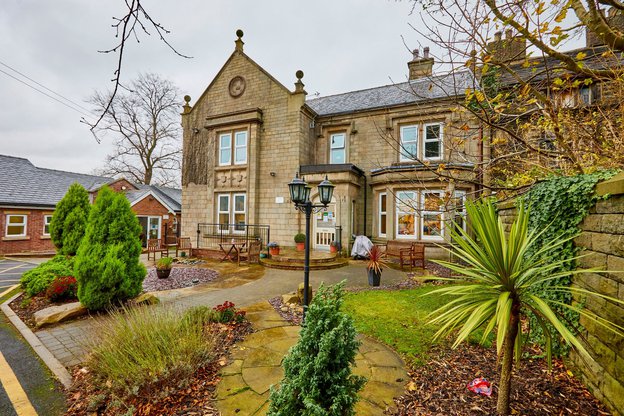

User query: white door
[313,198,336,250]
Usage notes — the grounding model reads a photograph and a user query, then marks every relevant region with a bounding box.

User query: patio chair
[176,237,192,257]
[238,240,261,266]
[147,238,168,261]
[412,243,425,269]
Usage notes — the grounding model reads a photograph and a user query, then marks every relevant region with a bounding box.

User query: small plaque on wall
[163,214,170,220]
[275,196,284,204]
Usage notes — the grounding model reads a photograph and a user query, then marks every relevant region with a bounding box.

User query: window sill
[40,235,51,240]
[215,164,247,171]
[2,236,30,241]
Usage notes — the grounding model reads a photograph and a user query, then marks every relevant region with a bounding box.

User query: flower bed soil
[8,293,75,328]
[387,343,609,415]
[65,320,253,416]
[142,267,219,292]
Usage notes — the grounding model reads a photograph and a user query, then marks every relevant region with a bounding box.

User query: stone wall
[572,174,624,416]
[495,176,624,416]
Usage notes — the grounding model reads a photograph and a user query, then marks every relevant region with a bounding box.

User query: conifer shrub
[268,282,366,416]
[74,186,146,310]
[20,255,74,296]
[49,182,91,255]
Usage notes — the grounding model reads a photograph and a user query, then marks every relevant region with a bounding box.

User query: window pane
[220,134,231,148]
[219,213,230,225]
[423,213,442,237]
[331,134,345,148]
[220,134,231,164]
[330,149,345,164]
[219,195,229,212]
[401,143,417,160]
[380,214,387,234]
[7,225,24,235]
[425,141,440,158]
[402,126,417,142]
[426,124,440,140]
[397,192,417,211]
[397,213,415,235]
[380,194,386,213]
[424,193,443,211]
[234,195,245,212]
[235,132,247,146]
[220,149,231,165]
[8,216,24,224]
[234,213,245,226]
[235,147,246,163]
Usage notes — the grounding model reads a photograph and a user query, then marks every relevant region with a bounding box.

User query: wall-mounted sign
[163,214,170,220]
[275,196,284,204]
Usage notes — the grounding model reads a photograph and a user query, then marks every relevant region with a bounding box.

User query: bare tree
[86,0,190,132]
[90,73,182,186]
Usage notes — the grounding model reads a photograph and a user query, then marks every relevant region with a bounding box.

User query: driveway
[0,259,38,293]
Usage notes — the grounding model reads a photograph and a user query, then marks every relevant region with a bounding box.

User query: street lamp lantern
[288,173,307,204]
[318,175,335,205]
[288,172,335,323]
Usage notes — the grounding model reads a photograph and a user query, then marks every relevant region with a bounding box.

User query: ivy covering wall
[518,171,617,353]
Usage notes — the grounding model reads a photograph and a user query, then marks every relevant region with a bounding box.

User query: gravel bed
[142,267,219,292]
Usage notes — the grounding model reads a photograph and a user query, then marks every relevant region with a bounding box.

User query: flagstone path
[217,302,408,415]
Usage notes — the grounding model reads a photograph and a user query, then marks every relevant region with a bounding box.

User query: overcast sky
[0,0,435,177]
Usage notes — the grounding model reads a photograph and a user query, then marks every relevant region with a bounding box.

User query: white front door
[313,198,336,251]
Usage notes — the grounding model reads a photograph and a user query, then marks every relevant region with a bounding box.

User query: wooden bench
[381,240,426,270]
[175,237,192,257]
[147,238,169,261]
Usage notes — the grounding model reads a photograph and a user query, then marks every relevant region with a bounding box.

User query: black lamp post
[288,173,335,322]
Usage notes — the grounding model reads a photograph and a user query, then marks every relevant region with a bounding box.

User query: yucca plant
[427,198,624,415]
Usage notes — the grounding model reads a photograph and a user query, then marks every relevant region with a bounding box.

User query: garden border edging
[1,291,72,389]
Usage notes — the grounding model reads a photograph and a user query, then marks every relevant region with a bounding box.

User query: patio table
[218,241,247,264]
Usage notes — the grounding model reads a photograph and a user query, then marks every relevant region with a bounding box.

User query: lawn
[343,285,447,366]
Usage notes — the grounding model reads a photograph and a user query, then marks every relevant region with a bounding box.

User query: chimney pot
[412,49,419,60]
[505,29,513,39]
[494,31,502,42]
[424,47,430,58]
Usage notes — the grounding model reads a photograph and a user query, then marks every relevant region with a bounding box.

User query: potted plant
[294,233,306,251]
[156,257,173,279]
[268,242,280,256]
[366,245,386,287]
[329,240,339,254]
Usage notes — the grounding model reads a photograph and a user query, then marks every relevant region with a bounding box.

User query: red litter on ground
[467,377,492,396]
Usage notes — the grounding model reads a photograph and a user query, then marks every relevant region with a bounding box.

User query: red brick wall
[108,179,138,193]
[0,209,56,254]
[132,196,180,243]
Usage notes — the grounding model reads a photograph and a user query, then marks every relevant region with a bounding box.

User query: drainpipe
[363,174,368,237]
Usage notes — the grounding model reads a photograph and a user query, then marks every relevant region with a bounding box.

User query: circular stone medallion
[229,76,246,98]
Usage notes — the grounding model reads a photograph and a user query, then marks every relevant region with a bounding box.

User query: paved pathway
[36,262,410,367]
[216,302,407,415]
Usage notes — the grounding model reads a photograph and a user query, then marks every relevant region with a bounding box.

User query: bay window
[395,191,417,238]
[421,191,444,240]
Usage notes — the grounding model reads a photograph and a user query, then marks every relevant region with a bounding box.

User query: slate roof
[0,154,181,210]
[306,70,476,116]
[499,45,624,85]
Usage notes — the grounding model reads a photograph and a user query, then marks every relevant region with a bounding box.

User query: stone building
[181,31,484,252]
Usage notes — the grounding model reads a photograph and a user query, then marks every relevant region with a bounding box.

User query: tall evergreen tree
[268,282,366,416]
[49,182,91,255]
[74,186,146,310]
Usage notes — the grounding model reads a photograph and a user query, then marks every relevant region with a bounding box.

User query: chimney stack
[408,47,434,80]
[485,30,526,63]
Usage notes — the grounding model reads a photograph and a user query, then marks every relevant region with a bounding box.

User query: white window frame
[43,215,53,236]
[423,123,444,161]
[378,193,387,238]
[329,132,346,164]
[232,193,247,233]
[399,125,419,162]
[421,190,445,241]
[234,131,248,165]
[217,194,230,232]
[450,190,467,233]
[219,133,232,166]
[395,191,418,239]
[5,214,27,237]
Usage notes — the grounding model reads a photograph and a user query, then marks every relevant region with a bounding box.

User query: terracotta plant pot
[330,245,338,253]
[296,242,305,251]
[367,269,381,287]
[269,247,280,256]
[156,268,171,279]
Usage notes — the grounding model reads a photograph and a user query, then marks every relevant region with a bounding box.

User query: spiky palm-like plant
[428,199,623,415]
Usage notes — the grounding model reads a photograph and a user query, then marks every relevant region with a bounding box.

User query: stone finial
[182,95,192,114]
[235,29,244,52]
[294,70,306,94]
